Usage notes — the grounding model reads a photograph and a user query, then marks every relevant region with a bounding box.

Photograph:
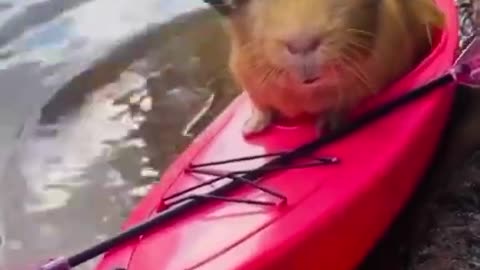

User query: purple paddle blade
[452,37,480,87]
[37,257,71,270]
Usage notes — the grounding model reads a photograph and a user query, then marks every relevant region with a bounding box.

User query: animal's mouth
[302,77,320,85]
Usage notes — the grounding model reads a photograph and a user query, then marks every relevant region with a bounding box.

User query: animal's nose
[284,36,321,55]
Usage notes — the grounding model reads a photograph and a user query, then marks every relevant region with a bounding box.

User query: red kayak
[94,0,458,269]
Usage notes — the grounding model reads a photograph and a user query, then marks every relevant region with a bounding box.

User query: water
[0,1,237,269]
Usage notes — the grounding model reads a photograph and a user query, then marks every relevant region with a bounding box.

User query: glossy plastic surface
[95,0,458,269]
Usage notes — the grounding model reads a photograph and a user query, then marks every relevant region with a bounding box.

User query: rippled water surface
[0,1,238,269]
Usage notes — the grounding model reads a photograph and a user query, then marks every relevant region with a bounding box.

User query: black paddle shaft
[62,72,454,268]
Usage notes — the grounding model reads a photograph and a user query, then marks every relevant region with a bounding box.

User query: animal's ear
[203,0,249,16]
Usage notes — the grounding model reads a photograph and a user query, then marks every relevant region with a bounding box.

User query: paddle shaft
[47,71,454,269]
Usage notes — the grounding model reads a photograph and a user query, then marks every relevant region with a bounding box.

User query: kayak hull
[95,0,459,269]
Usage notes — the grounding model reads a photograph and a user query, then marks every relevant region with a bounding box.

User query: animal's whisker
[346,28,375,38]
[317,46,349,111]
[425,24,433,46]
[264,69,276,84]
[259,66,276,86]
[272,66,284,80]
[345,39,374,54]
[339,54,373,97]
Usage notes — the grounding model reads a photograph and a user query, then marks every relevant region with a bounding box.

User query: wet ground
[0,1,480,270]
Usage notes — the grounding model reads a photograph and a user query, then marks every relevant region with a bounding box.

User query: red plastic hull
[95,0,459,269]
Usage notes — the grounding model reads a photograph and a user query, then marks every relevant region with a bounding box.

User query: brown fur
[216,0,445,136]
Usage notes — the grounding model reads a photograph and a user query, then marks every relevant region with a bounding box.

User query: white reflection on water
[17,69,147,214]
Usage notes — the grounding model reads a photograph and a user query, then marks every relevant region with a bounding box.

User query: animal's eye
[203,0,249,16]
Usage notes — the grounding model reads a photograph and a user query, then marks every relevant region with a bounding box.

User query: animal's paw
[327,114,345,132]
[242,109,272,137]
[315,113,345,136]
